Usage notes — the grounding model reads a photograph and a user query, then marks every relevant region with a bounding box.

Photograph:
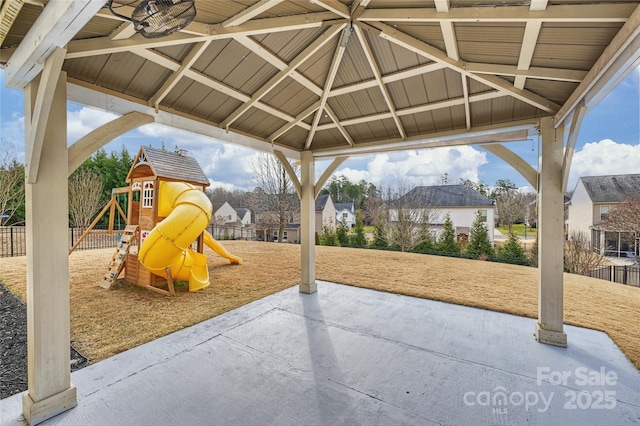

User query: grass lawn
[498,224,536,237]
[1,240,638,370]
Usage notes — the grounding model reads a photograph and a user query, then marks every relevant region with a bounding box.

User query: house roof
[579,174,640,203]
[335,203,354,212]
[397,185,495,208]
[2,1,638,173]
[235,208,250,217]
[127,146,209,186]
[315,194,331,211]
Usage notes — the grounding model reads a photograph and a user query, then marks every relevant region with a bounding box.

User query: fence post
[610,265,614,282]
[623,265,628,285]
[10,227,14,257]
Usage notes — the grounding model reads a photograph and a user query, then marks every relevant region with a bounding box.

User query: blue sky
[1,68,639,193]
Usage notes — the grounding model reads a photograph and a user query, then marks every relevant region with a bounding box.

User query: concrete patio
[1,281,639,425]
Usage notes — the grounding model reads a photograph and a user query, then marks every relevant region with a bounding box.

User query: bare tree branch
[68,169,106,227]
[0,141,25,226]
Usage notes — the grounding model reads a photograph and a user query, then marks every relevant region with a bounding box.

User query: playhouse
[98,146,241,295]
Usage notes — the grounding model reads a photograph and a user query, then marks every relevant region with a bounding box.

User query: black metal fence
[588,264,640,287]
[1,224,256,257]
[1,225,125,257]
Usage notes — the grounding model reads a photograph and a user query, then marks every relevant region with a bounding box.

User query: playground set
[72,146,241,295]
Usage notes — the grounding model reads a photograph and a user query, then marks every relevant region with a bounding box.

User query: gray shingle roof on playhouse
[130,146,210,186]
[579,174,640,203]
[397,185,494,208]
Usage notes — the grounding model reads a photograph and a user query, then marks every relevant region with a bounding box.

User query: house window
[478,209,487,222]
[600,205,610,221]
[142,181,154,208]
[342,213,348,219]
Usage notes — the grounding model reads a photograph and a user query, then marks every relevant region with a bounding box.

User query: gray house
[390,185,496,244]
[566,174,640,258]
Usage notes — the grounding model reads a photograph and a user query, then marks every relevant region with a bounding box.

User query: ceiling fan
[107,0,196,39]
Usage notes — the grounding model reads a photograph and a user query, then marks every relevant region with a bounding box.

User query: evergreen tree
[320,224,339,246]
[466,210,494,257]
[349,210,368,247]
[497,231,527,262]
[370,212,388,247]
[413,210,435,252]
[437,214,461,254]
[336,216,350,246]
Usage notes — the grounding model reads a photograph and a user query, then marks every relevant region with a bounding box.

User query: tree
[387,184,440,252]
[460,178,490,198]
[362,195,385,226]
[412,210,435,252]
[250,153,298,243]
[602,195,640,235]
[564,230,607,275]
[75,147,134,224]
[320,175,379,210]
[349,210,367,247]
[466,210,494,257]
[0,142,25,226]
[497,231,527,263]
[319,224,338,246]
[437,214,461,254]
[370,211,389,248]
[336,216,350,246]
[207,187,249,208]
[68,169,106,227]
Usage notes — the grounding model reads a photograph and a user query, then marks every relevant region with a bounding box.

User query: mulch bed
[0,282,88,400]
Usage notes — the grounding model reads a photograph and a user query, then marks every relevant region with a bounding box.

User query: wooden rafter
[149,41,211,107]
[305,25,353,149]
[363,21,561,113]
[221,23,346,129]
[357,4,634,23]
[132,47,310,130]
[222,0,284,27]
[309,0,350,19]
[67,12,345,59]
[354,25,405,140]
[5,0,104,88]
[514,13,543,89]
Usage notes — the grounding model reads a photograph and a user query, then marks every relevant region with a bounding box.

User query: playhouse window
[142,181,154,208]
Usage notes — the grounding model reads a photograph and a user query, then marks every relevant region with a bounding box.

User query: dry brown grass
[1,241,639,370]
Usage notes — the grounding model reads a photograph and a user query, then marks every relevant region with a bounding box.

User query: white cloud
[338,146,488,188]
[331,167,370,183]
[208,180,237,191]
[568,139,640,190]
[67,107,119,143]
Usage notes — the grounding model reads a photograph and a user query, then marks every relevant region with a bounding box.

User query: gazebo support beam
[67,112,154,175]
[22,70,76,425]
[535,116,567,347]
[299,151,316,294]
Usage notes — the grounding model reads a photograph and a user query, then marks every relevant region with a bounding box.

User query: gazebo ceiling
[1,0,639,160]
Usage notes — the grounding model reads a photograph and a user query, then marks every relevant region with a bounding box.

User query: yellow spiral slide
[138,181,242,292]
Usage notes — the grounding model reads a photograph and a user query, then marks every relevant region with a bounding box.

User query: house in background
[212,202,237,224]
[236,208,252,226]
[254,194,336,242]
[390,185,496,245]
[566,174,640,259]
[210,202,255,240]
[335,202,356,227]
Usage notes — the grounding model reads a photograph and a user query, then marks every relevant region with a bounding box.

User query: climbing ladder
[101,225,138,289]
